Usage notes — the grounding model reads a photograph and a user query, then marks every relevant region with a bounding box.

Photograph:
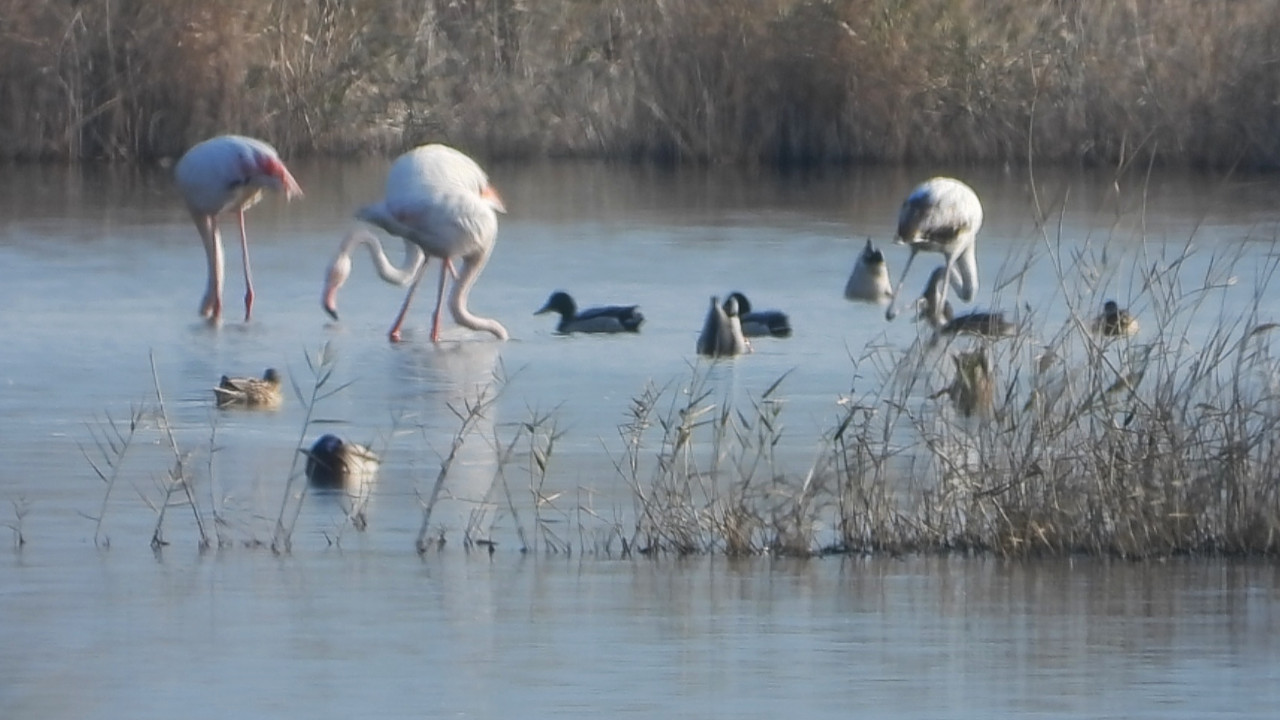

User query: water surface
[2,161,1279,717]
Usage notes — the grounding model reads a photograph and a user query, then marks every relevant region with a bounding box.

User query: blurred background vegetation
[2,0,1279,166]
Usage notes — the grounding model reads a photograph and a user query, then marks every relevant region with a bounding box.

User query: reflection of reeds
[6,1,1280,166]
[5,498,28,548]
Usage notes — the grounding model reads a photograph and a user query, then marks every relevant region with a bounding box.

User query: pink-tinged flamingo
[174,135,303,322]
[884,177,982,321]
[322,144,509,343]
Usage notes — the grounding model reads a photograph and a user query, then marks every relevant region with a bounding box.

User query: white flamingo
[174,135,303,322]
[884,177,982,321]
[322,144,509,342]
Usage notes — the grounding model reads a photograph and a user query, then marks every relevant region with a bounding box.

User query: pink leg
[388,261,429,343]
[237,209,254,322]
[430,258,455,343]
[194,213,224,322]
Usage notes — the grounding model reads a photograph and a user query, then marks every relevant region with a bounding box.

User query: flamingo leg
[193,212,224,322]
[237,208,255,322]
[388,260,429,343]
[430,257,456,343]
[884,248,919,321]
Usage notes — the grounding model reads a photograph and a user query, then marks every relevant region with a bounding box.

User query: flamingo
[174,135,303,322]
[322,144,508,342]
[884,177,982,321]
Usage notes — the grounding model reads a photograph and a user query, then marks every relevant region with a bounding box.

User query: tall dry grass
[3,0,1280,166]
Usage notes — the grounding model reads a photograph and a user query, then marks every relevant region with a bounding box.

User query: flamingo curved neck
[448,251,509,340]
[340,229,424,286]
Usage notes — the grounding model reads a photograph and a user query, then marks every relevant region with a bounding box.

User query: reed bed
[613,235,1280,559]
[74,225,1280,559]
[4,0,1280,167]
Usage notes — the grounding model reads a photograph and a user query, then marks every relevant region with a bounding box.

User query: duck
[305,434,380,530]
[916,267,1016,338]
[213,368,283,409]
[1092,300,1139,337]
[725,292,791,338]
[843,238,894,305]
[697,295,749,357]
[535,291,644,334]
[304,434,380,490]
[938,349,994,419]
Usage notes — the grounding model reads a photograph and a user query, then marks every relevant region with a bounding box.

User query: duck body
[213,368,283,409]
[1092,300,1139,337]
[844,239,894,304]
[945,350,994,418]
[940,307,1018,338]
[697,295,749,357]
[724,292,791,338]
[305,434,380,531]
[916,267,1015,339]
[535,291,644,334]
[305,434,380,490]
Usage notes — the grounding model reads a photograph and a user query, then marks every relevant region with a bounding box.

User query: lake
[2,158,1279,717]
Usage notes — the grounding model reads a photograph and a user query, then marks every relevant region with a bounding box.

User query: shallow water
[2,160,1280,717]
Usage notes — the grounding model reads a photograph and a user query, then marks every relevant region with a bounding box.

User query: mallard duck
[535,291,644,334]
[213,368,283,409]
[885,177,983,321]
[305,434,380,530]
[305,434,380,490]
[844,238,894,305]
[1092,300,1139,337]
[697,295,749,357]
[725,292,791,338]
[942,349,995,418]
[916,267,1016,338]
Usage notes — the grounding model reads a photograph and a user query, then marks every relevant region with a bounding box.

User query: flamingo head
[257,155,304,201]
[481,183,506,214]
[322,252,353,320]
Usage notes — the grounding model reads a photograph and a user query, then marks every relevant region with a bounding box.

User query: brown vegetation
[3,0,1280,166]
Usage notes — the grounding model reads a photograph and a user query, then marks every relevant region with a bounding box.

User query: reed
[4,1,1280,167]
[271,342,353,553]
[5,497,29,548]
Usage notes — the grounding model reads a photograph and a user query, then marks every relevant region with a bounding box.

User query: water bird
[321,144,508,343]
[304,434,380,531]
[213,368,283,409]
[535,291,644,334]
[174,135,303,323]
[885,177,982,321]
[725,292,791,338]
[940,350,995,419]
[917,267,1016,338]
[844,238,894,304]
[1092,300,1139,337]
[696,295,749,357]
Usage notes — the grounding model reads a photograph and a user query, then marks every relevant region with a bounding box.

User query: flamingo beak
[260,156,304,201]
